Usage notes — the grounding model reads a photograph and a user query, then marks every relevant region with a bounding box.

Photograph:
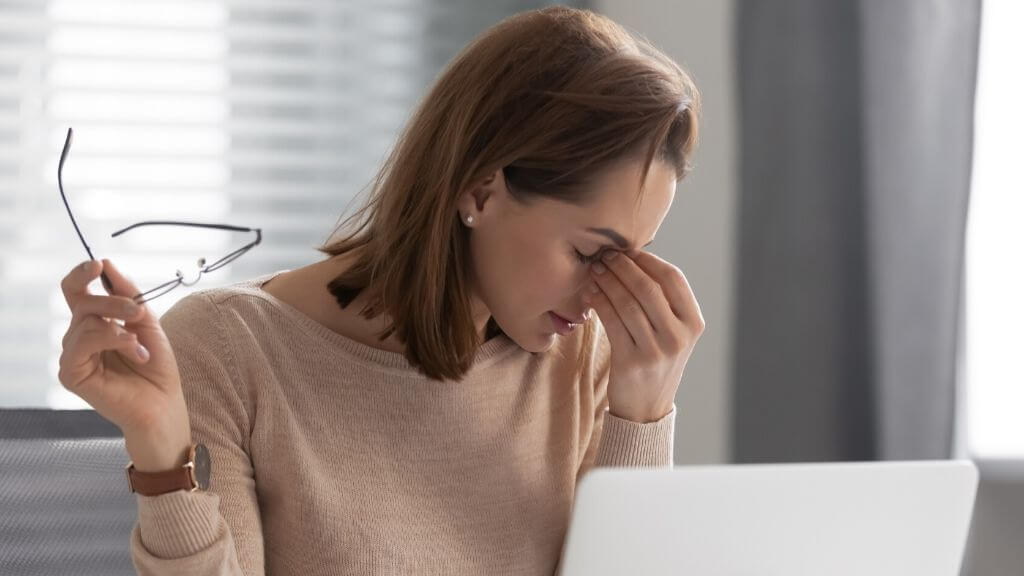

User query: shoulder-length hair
[316,5,700,381]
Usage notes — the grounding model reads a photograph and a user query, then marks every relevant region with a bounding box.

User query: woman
[57,6,704,575]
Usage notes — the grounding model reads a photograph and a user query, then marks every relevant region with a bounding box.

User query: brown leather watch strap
[125,444,200,496]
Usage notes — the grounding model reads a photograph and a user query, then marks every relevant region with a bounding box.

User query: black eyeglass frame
[57,127,262,304]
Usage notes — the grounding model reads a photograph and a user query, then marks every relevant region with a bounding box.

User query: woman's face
[460,158,676,352]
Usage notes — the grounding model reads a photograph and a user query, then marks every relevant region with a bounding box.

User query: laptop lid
[558,460,978,576]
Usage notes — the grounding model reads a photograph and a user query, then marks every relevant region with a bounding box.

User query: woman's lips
[549,311,578,335]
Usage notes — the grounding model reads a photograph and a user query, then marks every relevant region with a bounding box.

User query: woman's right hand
[58,258,192,471]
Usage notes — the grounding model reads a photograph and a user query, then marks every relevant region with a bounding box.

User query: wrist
[608,402,674,424]
[124,431,193,473]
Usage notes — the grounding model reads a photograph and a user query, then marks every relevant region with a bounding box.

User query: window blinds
[0,0,575,408]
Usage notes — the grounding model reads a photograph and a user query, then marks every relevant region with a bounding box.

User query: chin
[517,338,557,355]
[497,317,560,354]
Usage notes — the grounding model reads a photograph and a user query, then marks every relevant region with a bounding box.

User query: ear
[457,167,507,224]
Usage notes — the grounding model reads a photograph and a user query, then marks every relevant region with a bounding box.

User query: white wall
[592,0,738,465]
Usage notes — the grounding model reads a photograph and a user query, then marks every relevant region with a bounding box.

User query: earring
[465,214,474,224]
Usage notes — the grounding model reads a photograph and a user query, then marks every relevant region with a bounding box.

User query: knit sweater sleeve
[129,292,264,576]
[578,317,676,477]
[553,319,676,576]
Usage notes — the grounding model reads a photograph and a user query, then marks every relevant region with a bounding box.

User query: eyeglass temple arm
[110,221,259,238]
[58,126,115,295]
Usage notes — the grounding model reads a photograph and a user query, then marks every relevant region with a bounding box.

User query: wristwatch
[125,442,211,496]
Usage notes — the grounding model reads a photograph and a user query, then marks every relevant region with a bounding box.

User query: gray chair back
[0,409,137,575]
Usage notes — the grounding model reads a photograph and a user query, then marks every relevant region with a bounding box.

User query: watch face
[194,443,212,490]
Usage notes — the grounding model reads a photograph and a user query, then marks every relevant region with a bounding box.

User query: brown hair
[315,5,700,381]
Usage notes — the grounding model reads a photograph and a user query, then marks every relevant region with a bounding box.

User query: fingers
[59,317,146,389]
[594,250,678,335]
[63,259,154,327]
[70,293,145,331]
[61,259,102,310]
[60,258,156,363]
[582,279,635,350]
[628,249,705,331]
[100,259,148,308]
[585,253,658,351]
[98,259,160,331]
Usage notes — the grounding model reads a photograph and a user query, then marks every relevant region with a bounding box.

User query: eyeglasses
[57,127,262,304]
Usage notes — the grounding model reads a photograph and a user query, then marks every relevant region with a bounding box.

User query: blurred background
[0,0,1019,574]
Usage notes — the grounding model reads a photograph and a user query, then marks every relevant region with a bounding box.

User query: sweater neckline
[237,269,521,376]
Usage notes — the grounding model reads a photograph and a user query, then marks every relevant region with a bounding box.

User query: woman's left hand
[582,249,705,423]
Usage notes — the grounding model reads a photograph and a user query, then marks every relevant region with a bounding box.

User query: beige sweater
[129,269,676,575]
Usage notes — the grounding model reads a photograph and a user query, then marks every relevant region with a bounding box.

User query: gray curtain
[733,0,981,462]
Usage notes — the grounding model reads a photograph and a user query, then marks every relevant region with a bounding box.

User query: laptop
[558,460,978,576]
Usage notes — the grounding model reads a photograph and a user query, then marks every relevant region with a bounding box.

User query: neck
[326,254,499,350]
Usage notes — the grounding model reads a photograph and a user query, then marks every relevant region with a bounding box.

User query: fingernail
[124,302,140,316]
[588,283,599,294]
[82,261,92,272]
[602,251,618,261]
[591,262,606,274]
[136,344,149,361]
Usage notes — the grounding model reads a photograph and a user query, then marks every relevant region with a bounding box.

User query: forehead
[559,159,676,247]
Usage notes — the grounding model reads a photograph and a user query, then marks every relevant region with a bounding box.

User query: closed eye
[575,249,604,265]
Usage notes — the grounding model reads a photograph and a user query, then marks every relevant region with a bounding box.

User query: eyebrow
[586,227,655,251]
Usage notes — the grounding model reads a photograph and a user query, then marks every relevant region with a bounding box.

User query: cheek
[517,253,585,308]
[474,224,582,311]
